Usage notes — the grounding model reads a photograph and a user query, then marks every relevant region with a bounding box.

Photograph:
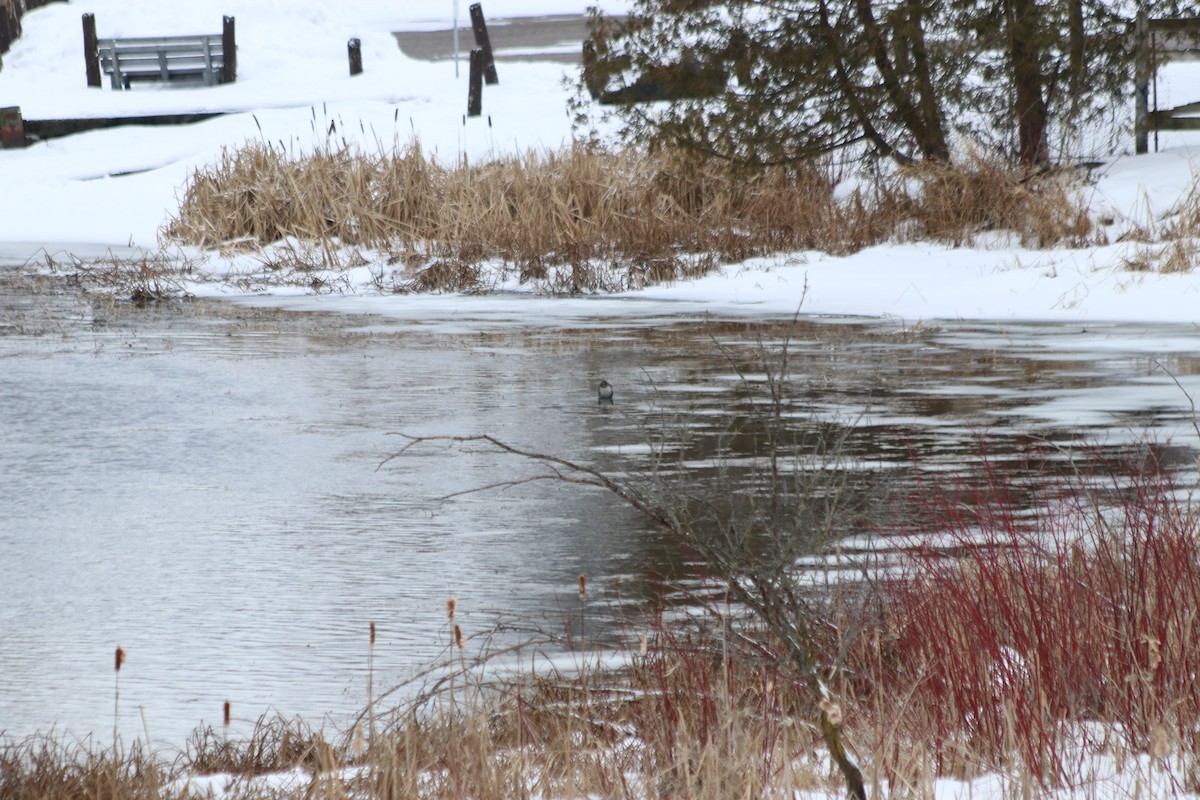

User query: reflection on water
[2,265,1199,749]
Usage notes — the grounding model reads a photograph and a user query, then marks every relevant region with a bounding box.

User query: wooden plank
[1148,17,1200,35]
[1150,32,1200,54]
[24,112,225,143]
[1149,113,1200,131]
[1159,100,1200,116]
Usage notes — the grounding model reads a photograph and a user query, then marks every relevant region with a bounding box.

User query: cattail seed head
[370,621,376,647]
[578,574,587,603]
[114,647,125,673]
[446,597,457,622]
[454,624,466,651]
[1150,725,1172,761]
[223,700,231,727]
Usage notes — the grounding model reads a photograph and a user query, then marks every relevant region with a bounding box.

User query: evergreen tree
[581,0,1154,168]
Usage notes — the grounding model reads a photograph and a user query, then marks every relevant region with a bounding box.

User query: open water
[3,255,1199,749]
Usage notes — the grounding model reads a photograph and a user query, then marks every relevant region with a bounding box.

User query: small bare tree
[385,330,875,798]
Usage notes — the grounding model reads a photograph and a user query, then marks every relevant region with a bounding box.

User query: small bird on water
[598,379,614,403]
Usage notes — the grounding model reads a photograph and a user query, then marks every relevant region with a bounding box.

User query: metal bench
[98,35,225,89]
[83,15,236,90]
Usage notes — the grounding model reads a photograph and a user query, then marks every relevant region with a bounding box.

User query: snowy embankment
[1,0,1199,324]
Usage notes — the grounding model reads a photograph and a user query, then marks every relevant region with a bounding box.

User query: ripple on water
[2,280,1198,748]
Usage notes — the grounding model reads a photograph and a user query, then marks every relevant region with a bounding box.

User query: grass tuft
[163,138,1109,294]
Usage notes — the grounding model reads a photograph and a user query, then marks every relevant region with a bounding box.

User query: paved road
[394,14,596,64]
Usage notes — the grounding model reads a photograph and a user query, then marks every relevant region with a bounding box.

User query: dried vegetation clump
[163,139,1104,293]
[898,155,1095,248]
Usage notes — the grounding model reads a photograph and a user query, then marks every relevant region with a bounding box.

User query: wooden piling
[468,3,498,85]
[1,1,21,56]
[221,16,236,83]
[348,37,362,76]
[1,4,16,57]
[1134,8,1150,155]
[83,12,101,88]
[0,106,25,148]
[468,48,482,116]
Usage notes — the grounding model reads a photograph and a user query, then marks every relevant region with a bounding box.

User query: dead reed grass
[163,138,1102,293]
[183,712,337,777]
[0,736,169,800]
[351,614,835,800]
[897,155,1096,248]
[59,249,195,303]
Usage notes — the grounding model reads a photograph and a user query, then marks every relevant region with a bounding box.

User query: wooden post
[222,15,236,83]
[468,3,498,85]
[3,1,22,55]
[83,13,101,88]
[468,48,482,116]
[348,37,362,76]
[1134,7,1150,154]
[1,4,15,56]
[0,106,25,149]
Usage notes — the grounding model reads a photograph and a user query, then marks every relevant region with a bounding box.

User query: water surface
[3,262,1198,749]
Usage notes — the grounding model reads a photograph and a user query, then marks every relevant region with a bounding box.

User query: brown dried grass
[0,637,835,799]
[896,154,1097,248]
[164,139,1100,293]
[0,737,168,800]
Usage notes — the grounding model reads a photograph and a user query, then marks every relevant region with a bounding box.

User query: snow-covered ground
[2,0,1200,326]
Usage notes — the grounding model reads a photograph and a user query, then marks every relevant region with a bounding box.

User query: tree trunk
[816,0,906,163]
[822,709,867,800]
[902,0,948,161]
[1007,0,1050,168]
[855,0,949,161]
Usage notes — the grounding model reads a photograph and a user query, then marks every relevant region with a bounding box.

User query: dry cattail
[454,624,466,651]
[223,700,231,727]
[1150,725,1173,761]
[446,597,457,622]
[370,621,376,647]
[639,632,649,658]
[578,574,587,603]
[1144,634,1162,673]
[114,647,125,673]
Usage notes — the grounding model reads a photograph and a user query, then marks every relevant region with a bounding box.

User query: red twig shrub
[859,444,1200,785]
